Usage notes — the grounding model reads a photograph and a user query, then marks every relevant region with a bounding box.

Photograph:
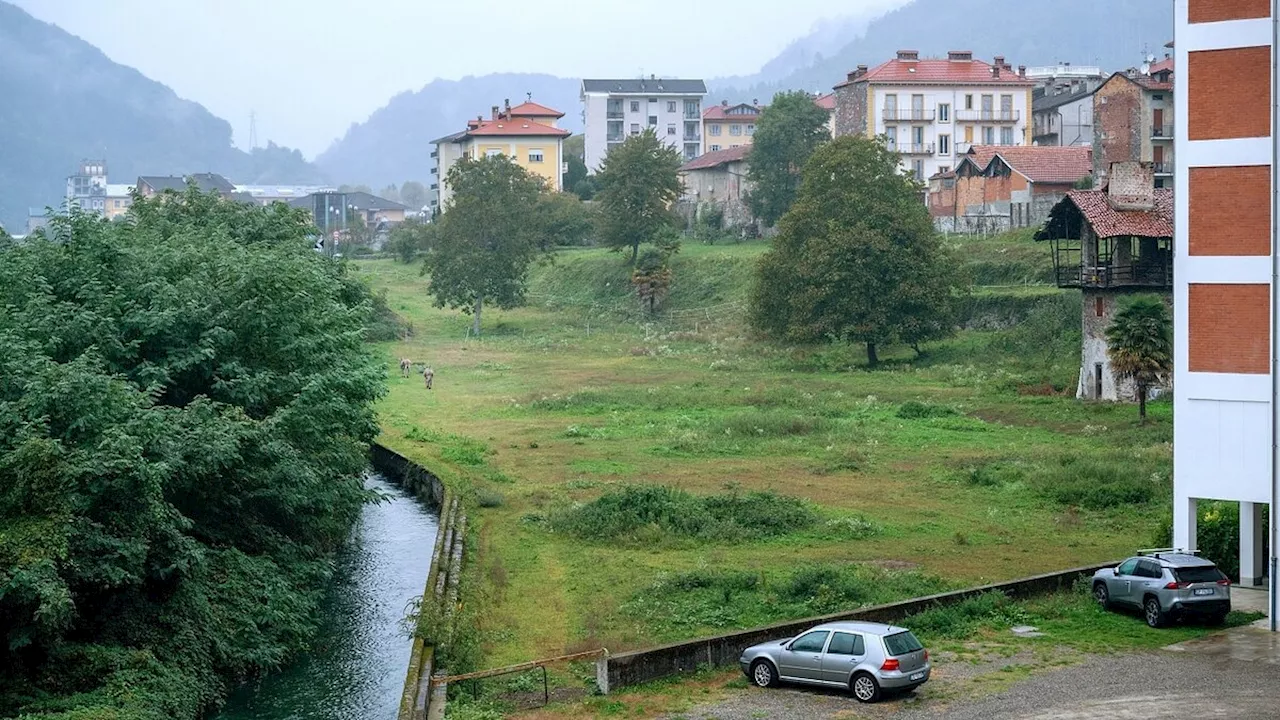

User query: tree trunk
[1138,382,1147,422]
[630,242,639,265]
[866,342,879,368]
[471,295,483,337]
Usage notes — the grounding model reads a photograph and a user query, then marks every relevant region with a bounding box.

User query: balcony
[430,150,438,159]
[1152,124,1174,139]
[1055,262,1172,289]
[897,143,935,155]
[1153,161,1173,175]
[882,108,936,122]
[607,133,625,143]
[430,167,438,175]
[955,110,1021,123]
[684,133,701,142]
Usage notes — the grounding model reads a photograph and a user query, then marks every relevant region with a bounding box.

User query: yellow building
[433,100,570,209]
[701,101,761,154]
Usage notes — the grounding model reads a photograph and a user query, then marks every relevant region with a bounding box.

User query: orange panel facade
[1188,283,1271,374]
[1189,165,1272,255]
[1189,0,1271,23]
[1188,46,1272,140]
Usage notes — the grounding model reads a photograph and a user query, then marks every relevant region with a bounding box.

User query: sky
[12,0,905,159]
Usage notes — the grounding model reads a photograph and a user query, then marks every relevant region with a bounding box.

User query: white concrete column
[1174,494,1198,552]
[1241,501,1266,586]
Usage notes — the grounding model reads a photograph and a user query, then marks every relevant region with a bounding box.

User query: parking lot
[662,589,1277,720]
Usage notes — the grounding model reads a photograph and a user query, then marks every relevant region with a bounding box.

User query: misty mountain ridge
[0,0,324,232]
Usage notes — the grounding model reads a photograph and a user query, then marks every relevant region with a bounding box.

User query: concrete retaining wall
[603,562,1115,692]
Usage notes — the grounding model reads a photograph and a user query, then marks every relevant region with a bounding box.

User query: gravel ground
[661,649,1280,720]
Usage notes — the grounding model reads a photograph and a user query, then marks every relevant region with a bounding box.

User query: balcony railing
[684,110,700,120]
[683,134,701,142]
[1152,124,1174,139]
[607,133,625,142]
[430,150,438,159]
[955,110,1021,123]
[1055,262,1172,289]
[882,108,936,122]
[1153,161,1173,175]
[897,143,936,155]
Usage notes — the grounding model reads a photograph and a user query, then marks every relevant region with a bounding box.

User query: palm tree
[1105,297,1173,421]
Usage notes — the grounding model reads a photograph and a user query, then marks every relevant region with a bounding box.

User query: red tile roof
[1064,189,1174,238]
[814,93,836,111]
[1149,57,1174,74]
[507,101,565,118]
[466,119,570,137]
[703,103,761,120]
[836,57,1034,88]
[962,145,1093,184]
[679,145,750,172]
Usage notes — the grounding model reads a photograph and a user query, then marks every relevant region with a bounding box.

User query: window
[607,99,624,118]
[826,632,865,656]
[912,126,924,145]
[1095,362,1103,398]
[1153,94,1164,101]
[964,94,973,110]
[938,103,951,122]
[667,101,677,113]
[912,159,924,181]
[1095,297,1105,317]
[684,99,700,118]
[485,148,502,158]
[746,124,755,136]
[1176,566,1228,584]
[981,94,994,117]
[1000,127,1014,145]
[883,631,924,657]
[630,123,640,135]
[730,124,743,136]
[630,100,640,112]
[938,134,950,155]
[790,631,829,653]
[938,165,950,174]
[648,115,658,126]
[710,144,721,152]
[113,199,122,208]
[982,126,995,144]
[885,93,898,115]
[1000,94,1013,119]
[528,149,544,163]
[1136,560,1163,579]
[668,124,677,136]
[648,98,658,103]
[884,126,897,149]
[710,124,722,136]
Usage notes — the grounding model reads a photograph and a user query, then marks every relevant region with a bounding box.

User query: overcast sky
[13,0,905,158]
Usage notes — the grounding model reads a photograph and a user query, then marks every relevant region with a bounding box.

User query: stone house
[1092,58,1174,188]
[676,145,752,230]
[1035,162,1172,401]
[928,145,1092,233]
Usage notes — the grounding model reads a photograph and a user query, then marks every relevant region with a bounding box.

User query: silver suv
[738,621,930,703]
[1092,550,1231,627]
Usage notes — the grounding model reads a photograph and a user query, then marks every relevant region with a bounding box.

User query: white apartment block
[580,77,708,171]
[833,51,1035,182]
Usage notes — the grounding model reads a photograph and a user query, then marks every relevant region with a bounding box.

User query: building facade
[580,77,707,171]
[834,51,1034,182]
[1029,65,1106,147]
[431,99,571,210]
[1173,0,1277,611]
[702,101,760,154]
[677,145,752,229]
[1093,61,1176,188]
[929,145,1092,233]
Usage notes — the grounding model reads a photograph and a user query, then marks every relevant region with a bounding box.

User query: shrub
[1036,456,1162,509]
[904,593,1031,639]
[476,490,504,508]
[896,401,958,419]
[719,411,828,437]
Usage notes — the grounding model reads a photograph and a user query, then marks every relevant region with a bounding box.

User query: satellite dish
[1140,62,1151,76]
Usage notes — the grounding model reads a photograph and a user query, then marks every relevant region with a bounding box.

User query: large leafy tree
[400,180,429,210]
[1106,296,1173,421]
[424,155,549,336]
[0,189,385,718]
[595,129,683,263]
[746,91,831,227]
[749,136,961,366]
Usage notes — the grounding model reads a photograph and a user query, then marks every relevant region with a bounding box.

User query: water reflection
[214,471,439,720]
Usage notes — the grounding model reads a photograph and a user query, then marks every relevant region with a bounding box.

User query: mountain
[316,74,582,189]
[710,11,885,97]
[0,1,325,232]
[714,0,1174,101]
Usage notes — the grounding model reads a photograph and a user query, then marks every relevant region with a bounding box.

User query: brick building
[1036,162,1173,401]
[928,145,1092,232]
[1092,59,1175,188]
[1173,0,1277,614]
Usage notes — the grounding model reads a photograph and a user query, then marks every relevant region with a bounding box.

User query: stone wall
[1093,75,1145,184]
[833,81,868,138]
[1078,291,1173,401]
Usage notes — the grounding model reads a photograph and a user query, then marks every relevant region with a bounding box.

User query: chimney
[846,64,869,83]
[722,99,729,106]
[896,49,919,61]
[947,50,973,62]
[491,105,500,120]
[504,98,511,115]
[993,63,1001,78]
[1018,65,1026,77]
[994,55,1005,68]
[1106,161,1156,211]
[752,98,759,107]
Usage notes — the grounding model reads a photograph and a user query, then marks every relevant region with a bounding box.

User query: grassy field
[359,233,1173,672]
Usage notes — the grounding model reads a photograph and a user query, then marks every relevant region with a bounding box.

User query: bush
[476,490,504,508]
[550,485,817,543]
[905,592,1030,639]
[896,401,958,419]
[1037,456,1162,509]
[719,411,828,437]
[1152,501,1270,579]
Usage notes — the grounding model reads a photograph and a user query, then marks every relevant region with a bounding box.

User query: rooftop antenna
[526,91,532,102]
[249,110,258,150]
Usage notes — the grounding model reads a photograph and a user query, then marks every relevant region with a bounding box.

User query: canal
[214,471,439,720]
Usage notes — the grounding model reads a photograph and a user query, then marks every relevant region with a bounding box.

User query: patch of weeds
[475,361,512,372]
[565,479,599,490]
[810,446,867,475]
[563,424,607,439]
[905,592,1032,639]
[1035,455,1166,509]
[718,411,828,438]
[569,459,635,476]
[405,425,442,443]
[484,470,515,484]
[476,490,504,508]
[819,515,881,540]
[897,401,959,419]
[441,436,489,466]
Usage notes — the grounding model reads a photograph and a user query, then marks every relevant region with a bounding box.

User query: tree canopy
[749,136,961,366]
[400,180,429,210]
[1106,296,1172,420]
[0,189,385,719]
[423,155,550,335]
[745,91,831,227]
[594,130,684,263]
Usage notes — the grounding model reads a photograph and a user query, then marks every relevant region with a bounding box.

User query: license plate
[909,672,925,681]
[1193,588,1214,596]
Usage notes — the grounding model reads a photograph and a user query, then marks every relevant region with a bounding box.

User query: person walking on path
[423,366,434,390]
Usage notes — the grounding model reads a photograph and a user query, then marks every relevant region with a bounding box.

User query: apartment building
[431,99,571,209]
[580,77,707,171]
[1093,58,1176,188]
[1173,0,1277,618]
[702,101,760,154]
[1028,64,1106,146]
[833,50,1034,182]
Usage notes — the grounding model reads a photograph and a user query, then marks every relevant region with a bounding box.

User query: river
[213,471,439,720]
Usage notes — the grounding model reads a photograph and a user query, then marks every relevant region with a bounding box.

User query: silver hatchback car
[1092,549,1231,627]
[738,621,930,703]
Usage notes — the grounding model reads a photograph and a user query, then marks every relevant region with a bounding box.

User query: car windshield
[883,631,924,656]
[1176,566,1226,584]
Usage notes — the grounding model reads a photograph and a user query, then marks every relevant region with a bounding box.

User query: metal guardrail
[956,110,1021,122]
[883,109,936,121]
[431,649,609,707]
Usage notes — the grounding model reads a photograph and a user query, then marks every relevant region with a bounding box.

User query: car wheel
[850,672,882,703]
[1144,596,1167,628]
[1093,582,1111,609]
[749,659,779,688]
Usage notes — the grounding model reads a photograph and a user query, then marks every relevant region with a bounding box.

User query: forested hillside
[0,1,325,231]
